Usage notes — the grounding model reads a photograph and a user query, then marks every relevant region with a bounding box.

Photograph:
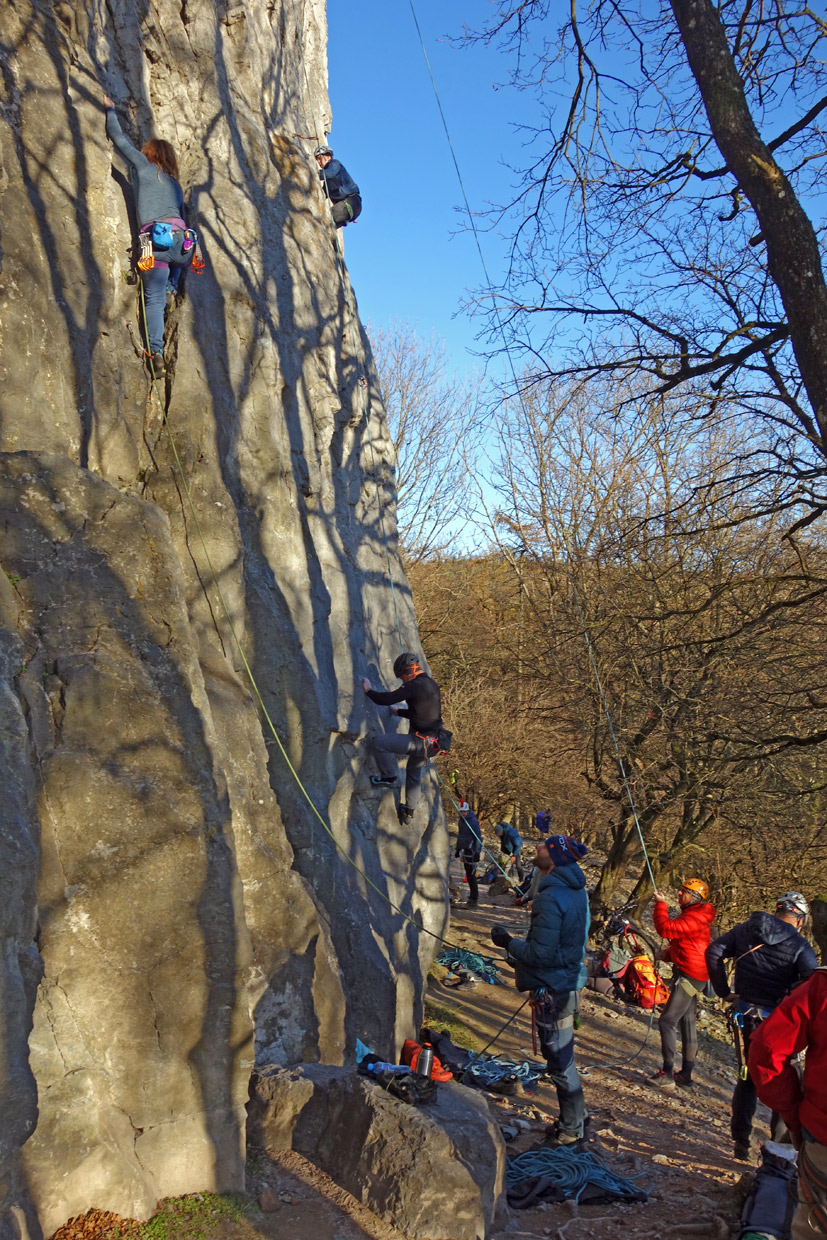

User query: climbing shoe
[397,803,414,825]
[370,775,397,789]
[733,1141,751,1161]
[673,1071,694,1091]
[147,352,165,378]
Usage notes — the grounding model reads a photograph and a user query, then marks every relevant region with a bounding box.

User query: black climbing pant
[731,1018,782,1144]
[462,860,479,902]
[331,194,362,228]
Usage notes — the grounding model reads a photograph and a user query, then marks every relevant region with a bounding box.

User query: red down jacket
[653,899,716,983]
[749,969,827,1146]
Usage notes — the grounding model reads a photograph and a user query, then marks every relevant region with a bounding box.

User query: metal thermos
[417,1043,434,1079]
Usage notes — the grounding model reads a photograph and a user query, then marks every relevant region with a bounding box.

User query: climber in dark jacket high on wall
[103,92,196,378]
[315,144,362,228]
[707,892,816,1160]
[491,835,590,1144]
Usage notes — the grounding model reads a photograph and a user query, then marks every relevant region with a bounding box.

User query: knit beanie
[544,835,588,867]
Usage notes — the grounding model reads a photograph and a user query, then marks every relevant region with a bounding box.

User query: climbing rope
[506,1145,651,1203]
[436,946,502,984]
[135,282,462,953]
[286,0,404,646]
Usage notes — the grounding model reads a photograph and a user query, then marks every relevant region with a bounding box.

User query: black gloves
[491,924,512,950]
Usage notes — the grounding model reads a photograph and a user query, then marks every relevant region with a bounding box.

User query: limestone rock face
[248,1065,508,1240]
[0,1,448,1235]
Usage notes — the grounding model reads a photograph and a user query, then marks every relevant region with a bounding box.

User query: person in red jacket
[651,878,716,1090]
[749,969,827,1239]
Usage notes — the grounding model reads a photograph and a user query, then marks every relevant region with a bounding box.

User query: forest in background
[371,2,827,930]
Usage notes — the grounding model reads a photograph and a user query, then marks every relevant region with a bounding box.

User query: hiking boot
[397,803,414,825]
[673,1071,694,1091]
[370,775,397,788]
[544,1120,582,1147]
[147,351,165,378]
[652,1068,675,1088]
[733,1141,751,1161]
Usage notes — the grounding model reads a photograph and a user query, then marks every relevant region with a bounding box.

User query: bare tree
[484,379,827,913]
[370,321,482,565]
[464,2,827,525]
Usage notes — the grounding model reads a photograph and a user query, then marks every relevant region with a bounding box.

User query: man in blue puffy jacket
[315,144,362,227]
[706,891,816,1160]
[491,835,590,1143]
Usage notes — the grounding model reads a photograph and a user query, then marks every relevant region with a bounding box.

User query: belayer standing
[651,878,716,1090]
[491,835,591,1144]
[707,892,816,1160]
[103,93,195,378]
[363,653,443,824]
[315,144,362,228]
[455,800,482,905]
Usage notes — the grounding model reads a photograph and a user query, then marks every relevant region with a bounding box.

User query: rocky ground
[50,856,765,1240]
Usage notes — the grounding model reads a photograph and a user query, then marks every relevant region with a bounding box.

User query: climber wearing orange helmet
[651,877,716,1090]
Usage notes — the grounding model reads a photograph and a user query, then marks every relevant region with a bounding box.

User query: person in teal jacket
[492,835,590,1143]
[494,820,525,880]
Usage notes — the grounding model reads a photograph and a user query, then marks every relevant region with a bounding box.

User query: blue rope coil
[506,1145,651,1202]
[464,1053,546,1088]
[437,947,502,984]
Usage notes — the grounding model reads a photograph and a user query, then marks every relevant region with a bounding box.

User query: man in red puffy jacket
[749,969,827,1239]
[651,878,716,1090]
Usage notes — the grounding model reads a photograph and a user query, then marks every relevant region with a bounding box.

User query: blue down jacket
[456,809,482,859]
[508,864,590,993]
[706,911,817,1009]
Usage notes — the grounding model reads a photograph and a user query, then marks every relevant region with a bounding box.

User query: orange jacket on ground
[749,969,827,1145]
[653,899,716,982]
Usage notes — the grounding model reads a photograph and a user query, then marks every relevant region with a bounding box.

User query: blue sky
[326,0,530,380]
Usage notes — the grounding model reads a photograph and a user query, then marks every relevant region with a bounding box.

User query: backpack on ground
[623,954,669,1009]
[739,1142,797,1239]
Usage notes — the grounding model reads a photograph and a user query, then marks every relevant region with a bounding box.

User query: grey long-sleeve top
[106,108,185,227]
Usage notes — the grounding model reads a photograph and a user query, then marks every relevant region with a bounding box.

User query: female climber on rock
[103,92,195,379]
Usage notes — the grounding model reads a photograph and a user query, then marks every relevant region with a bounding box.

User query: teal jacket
[508,864,590,994]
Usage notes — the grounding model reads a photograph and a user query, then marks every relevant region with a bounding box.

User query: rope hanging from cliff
[286,0,404,649]
[136,284,458,953]
[406,0,659,895]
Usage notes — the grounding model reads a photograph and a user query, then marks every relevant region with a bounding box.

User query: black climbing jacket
[706,911,817,1009]
[367,674,442,736]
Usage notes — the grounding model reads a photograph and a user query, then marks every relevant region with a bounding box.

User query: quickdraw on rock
[137,232,154,271]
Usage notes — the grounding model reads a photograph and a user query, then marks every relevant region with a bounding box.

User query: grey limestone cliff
[0,2,448,1235]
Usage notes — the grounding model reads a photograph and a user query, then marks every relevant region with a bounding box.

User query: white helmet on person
[776,891,809,918]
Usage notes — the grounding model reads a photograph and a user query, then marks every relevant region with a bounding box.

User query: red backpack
[624,955,669,1009]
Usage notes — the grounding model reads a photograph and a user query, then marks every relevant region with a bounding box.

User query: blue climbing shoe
[370,775,397,788]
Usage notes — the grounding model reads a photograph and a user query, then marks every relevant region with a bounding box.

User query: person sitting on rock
[104,92,195,378]
[651,877,716,1091]
[315,144,362,228]
[707,891,816,1161]
[455,800,483,905]
[494,820,524,881]
[363,653,442,824]
[491,834,590,1145]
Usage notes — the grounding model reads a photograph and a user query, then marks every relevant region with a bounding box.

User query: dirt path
[439,867,759,1240]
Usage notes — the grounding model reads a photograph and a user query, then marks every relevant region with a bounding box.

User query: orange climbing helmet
[680,877,709,904]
